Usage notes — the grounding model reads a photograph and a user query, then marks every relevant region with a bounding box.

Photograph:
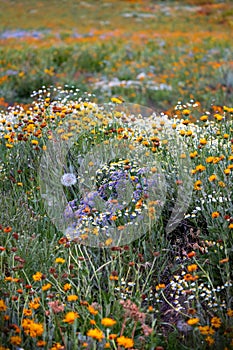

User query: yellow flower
[31,140,39,145]
[200,115,208,121]
[10,336,22,346]
[6,143,13,148]
[101,317,117,327]
[156,283,166,291]
[29,297,40,310]
[211,212,220,218]
[50,342,64,350]
[208,174,217,182]
[23,309,32,316]
[55,258,65,264]
[86,328,104,341]
[142,140,149,146]
[182,109,191,116]
[223,105,230,112]
[211,317,221,328]
[32,271,43,281]
[206,156,214,163]
[227,309,233,317]
[105,238,113,246]
[199,138,207,145]
[111,97,123,104]
[29,322,44,337]
[42,283,52,291]
[187,317,199,326]
[0,299,7,312]
[196,164,206,172]
[37,340,47,347]
[44,67,54,76]
[187,264,198,272]
[5,277,12,282]
[229,223,233,229]
[26,124,35,133]
[214,114,223,121]
[186,130,193,136]
[88,305,98,315]
[22,318,44,337]
[194,180,202,190]
[117,336,134,349]
[67,295,78,302]
[109,275,118,281]
[63,283,71,291]
[224,168,231,175]
[213,157,221,164]
[190,151,198,158]
[180,153,186,159]
[198,325,215,335]
[63,311,79,324]
[148,305,154,312]
[205,336,215,346]
[184,274,198,282]
[109,334,117,340]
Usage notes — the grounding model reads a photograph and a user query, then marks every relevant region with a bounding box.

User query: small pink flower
[48,300,64,314]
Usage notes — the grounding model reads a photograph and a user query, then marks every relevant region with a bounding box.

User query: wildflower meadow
[0,1,232,349]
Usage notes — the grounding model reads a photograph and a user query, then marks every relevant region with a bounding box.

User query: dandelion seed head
[61,173,77,187]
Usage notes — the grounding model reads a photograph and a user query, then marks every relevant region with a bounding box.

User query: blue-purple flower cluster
[64,158,149,242]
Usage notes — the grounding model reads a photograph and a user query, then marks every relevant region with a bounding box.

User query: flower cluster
[64,157,160,246]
